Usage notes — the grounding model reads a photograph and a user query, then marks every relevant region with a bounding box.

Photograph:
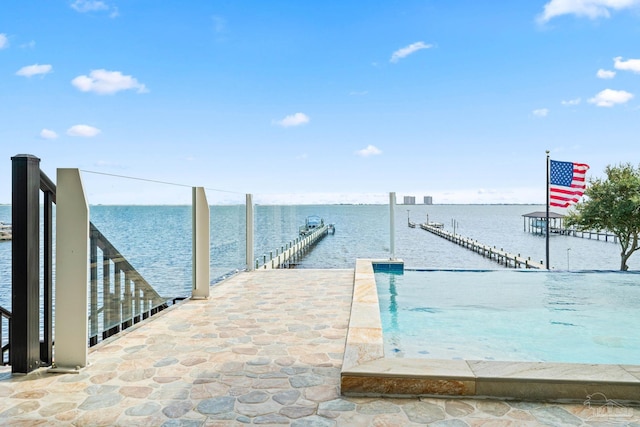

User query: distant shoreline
[0,203,545,207]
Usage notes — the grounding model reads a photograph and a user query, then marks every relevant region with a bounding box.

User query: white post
[52,168,89,372]
[246,194,254,271]
[389,192,396,260]
[192,187,210,299]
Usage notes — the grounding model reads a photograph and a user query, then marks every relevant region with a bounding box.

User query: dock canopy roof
[522,211,565,219]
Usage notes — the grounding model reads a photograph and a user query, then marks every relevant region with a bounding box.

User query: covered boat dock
[522,211,565,235]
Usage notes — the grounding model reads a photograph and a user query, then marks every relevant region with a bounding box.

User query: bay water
[0,203,634,311]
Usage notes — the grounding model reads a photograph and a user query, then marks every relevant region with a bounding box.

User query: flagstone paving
[1,269,639,426]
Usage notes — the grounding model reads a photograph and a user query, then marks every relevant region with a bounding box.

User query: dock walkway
[420,224,545,269]
[257,224,329,269]
[0,269,627,425]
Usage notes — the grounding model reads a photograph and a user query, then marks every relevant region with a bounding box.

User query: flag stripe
[549,159,589,208]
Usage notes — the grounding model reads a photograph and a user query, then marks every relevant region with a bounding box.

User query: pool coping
[341,259,640,404]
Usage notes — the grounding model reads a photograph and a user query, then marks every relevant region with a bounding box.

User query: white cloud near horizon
[390,41,433,63]
[614,56,640,73]
[597,69,616,79]
[72,69,147,95]
[588,88,634,107]
[273,112,310,127]
[40,129,58,140]
[16,64,53,77]
[561,97,581,105]
[67,124,101,137]
[538,0,640,23]
[0,33,8,49]
[356,145,382,157]
[533,108,549,117]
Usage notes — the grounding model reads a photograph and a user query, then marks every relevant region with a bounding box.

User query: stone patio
[1,269,638,426]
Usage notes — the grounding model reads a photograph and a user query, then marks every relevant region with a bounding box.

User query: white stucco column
[192,187,210,299]
[52,168,89,372]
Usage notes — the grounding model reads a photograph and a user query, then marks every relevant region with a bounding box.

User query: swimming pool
[376,269,640,365]
[341,259,640,402]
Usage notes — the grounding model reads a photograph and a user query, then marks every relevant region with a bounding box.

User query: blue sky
[2,0,640,205]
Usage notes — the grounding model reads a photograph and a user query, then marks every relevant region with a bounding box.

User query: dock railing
[255,223,329,269]
[420,223,545,269]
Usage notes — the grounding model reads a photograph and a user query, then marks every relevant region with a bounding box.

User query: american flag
[549,160,589,208]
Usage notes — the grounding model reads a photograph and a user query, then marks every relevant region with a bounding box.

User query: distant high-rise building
[424,196,433,205]
[403,196,416,205]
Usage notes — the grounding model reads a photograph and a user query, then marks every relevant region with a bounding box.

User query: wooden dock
[522,212,617,243]
[257,224,330,270]
[419,223,545,269]
[556,228,618,243]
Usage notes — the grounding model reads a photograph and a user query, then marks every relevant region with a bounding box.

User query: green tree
[565,163,640,271]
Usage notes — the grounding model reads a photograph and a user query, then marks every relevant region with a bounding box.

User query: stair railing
[8,155,180,373]
[88,223,173,346]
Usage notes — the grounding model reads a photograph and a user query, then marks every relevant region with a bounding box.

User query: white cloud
[67,124,101,137]
[613,56,640,73]
[70,0,118,16]
[40,129,58,140]
[588,88,634,107]
[16,64,53,77]
[390,41,433,63]
[274,112,310,127]
[533,108,549,117]
[0,33,8,49]
[212,15,226,33]
[561,97,581,105]
[596,69,616,79]
[71,0,108,12]
[356,145,382,157]
[538,0,640,23]
[71,69,147,95]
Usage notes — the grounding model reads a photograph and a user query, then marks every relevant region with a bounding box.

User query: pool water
[375,270,640,364]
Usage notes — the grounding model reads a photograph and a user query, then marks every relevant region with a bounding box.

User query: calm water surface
[376,270,640,364]
[0,204,635,310]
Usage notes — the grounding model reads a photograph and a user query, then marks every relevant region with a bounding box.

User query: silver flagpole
[546,150,550,270]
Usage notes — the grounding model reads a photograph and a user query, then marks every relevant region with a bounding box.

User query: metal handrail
[39,170,175,347]
[0,306,10,365]
[88,223,171,345]
[8,156,178,372]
